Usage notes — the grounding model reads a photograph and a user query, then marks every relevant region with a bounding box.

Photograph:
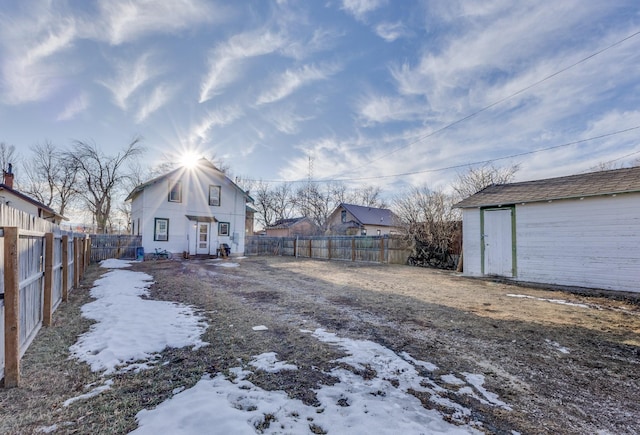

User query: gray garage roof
[455,166,640,208]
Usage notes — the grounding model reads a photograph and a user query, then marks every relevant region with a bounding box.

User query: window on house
[209,185,221,206]
[168,180,182,202]
[219,222,230,236]
[341,210,347,223]
[154,218,169,241]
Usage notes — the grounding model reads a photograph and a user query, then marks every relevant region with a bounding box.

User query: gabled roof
[0,184,67,221]
[455,166,640,208]
[267,217,313,229]
[125,158,253,203]
[339,203,400,227]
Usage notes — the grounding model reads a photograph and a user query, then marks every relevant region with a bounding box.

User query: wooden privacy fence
[1,213,90,387]
[245,235,413,265]
[90,235,141,263]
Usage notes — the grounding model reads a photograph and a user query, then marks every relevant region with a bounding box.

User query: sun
[179,151,201,169]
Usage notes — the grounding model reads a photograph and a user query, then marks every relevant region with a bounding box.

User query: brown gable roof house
[264,217,320,237]
[327,203,402,236]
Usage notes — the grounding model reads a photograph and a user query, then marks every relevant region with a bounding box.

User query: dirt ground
[1,256,640,434]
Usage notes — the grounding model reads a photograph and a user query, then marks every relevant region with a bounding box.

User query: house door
[483,209,513,277]
[196,223,210,255]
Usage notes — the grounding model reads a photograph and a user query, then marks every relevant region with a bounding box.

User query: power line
[325,29,640,181]
[245,125,640,184]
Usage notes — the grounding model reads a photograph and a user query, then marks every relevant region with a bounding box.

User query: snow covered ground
[59,259,512,434]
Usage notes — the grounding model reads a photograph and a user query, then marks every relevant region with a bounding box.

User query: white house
[125,159,253,257]
[455,166,640,293]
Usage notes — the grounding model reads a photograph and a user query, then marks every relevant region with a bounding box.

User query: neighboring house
[125,159,253,257]
[1,164,66,224]
[264,217,320,237]
[455,166,640,293]
[326,203,403,236]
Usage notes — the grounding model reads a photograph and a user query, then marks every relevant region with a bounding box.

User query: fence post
[61,235,69,302]
[4,227,20,388]
[327,238,332,260]
[86,236,91,266]
[379,237,385,263]
[308,238,312,258]
[351,237,355,262]
[294,237,298,258]
[74,237,80,288]
[43,233,54,327]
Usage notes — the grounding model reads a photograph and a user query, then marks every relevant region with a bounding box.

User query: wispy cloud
[0,9,77,104]
[57,92,90,121]
[135,84,175,123]
[99,52,160,110]
[188,105,244,146]
[199,30,287,103]
[256,63,340,105]
[356,94,423,125]
[375,21,409,42]
[341,0,387,21]
[95,0,222,45]
[263,105,313,134]
[281,28,344,60]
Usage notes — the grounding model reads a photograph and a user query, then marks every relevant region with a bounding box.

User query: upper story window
[209,185,221,206]
[341,210,347,223]
[168,180,182,203]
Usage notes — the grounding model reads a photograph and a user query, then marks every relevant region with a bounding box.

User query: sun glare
[180,152,201,169]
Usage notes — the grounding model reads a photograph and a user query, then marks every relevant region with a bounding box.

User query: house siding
[515,194,639,292]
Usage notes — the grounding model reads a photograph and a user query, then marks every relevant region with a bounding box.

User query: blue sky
[1,0,639,195]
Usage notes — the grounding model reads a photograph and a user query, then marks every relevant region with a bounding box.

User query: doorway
[483,208,515,277]
[196,222,210,255]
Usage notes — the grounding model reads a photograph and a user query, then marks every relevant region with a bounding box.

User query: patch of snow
[506,294,589,309]
[252,325,268,331]
[69,269,208,374]
[63,379,114,407]
[37,424,58,433]
[545,339,570,354]
[100,259,132,269]
[400,351,438,371]
[441,374,466,385]
[249,352,298,372]
[131,329,512,434]
[463,373,512,410]
[214,262,240,268]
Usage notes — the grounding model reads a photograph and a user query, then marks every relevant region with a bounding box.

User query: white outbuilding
[455,167,640,293]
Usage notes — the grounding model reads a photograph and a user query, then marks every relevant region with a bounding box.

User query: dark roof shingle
[455,166,640,208]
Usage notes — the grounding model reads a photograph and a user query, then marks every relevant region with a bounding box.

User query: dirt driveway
[2,256,640,434]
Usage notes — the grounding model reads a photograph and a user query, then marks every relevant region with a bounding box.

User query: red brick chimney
[3,163,14,189]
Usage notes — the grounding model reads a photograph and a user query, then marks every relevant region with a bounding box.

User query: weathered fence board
[245,235,412,265]
[1,202,90,386]
[90,235,141,263]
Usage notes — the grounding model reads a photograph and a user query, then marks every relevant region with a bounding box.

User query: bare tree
[67,138,144,233]
[252,181,278,228]
[590,157,640,172]
[22,141,80,215]
[452,163,520,200]
[0,142,20,181]
[352,185,387,208]
[394,185,460,269]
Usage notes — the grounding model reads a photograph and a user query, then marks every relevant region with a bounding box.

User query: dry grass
[1,256,639,434]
